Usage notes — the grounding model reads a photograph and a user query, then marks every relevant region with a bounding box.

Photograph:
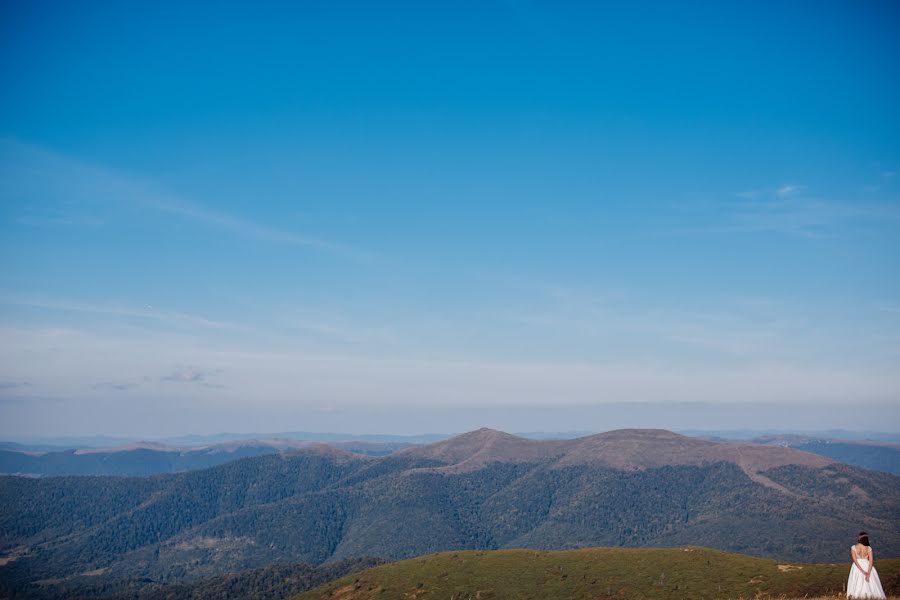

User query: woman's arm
[867,547,874,577]
[851,547,867,575]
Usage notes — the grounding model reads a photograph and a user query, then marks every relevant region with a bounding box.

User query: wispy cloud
[482,277,879,364]
[0,294,245,332]
[776,183,802,197]
[2,323,898,436]
[862,168,896,193]
[275,308,405,347]
[161,365,222,385]
[0,381,31,390]
[15,213,105,228]
[0,139,368,260]
[501,294,784,358]
[711,184,900,238]
[139,195,361,257]
[734,183,802,203]
[92,381,139,391]
[733,183,803,200]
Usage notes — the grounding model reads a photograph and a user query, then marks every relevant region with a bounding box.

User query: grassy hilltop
[291,547,900,600]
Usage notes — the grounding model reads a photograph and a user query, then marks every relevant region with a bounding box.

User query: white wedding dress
[847,547,886,599]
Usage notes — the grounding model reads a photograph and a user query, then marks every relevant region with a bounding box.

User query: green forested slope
[5,557,382,600]
[2,430,898,598]
[793,442,900,475]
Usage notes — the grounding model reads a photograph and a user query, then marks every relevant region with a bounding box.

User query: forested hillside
[2,429,898,598]
[3,557,383,600]
[752,436,900,475]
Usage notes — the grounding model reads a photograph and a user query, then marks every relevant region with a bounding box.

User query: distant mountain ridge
[8,428,895,450]
[2,428,897,598]
[0,438,416,477]
[0,430,598,453]
[682,429,900,443]
[0,431,453,451]
[3,428,896,477]
[750,434,900,475]
[396,427,832,475]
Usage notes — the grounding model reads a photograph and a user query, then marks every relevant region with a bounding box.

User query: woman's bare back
[852,543,872,560]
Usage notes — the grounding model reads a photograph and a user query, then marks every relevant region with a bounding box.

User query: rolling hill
[2,428,898,598]
[290,547,900,600]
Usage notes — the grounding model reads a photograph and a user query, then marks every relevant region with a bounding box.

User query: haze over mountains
[750,434,900,476]
[2,429,897,477]
[2,428,897,599]
[0,439,417,477]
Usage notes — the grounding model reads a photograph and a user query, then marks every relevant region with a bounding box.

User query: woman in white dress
[848,531,886,599]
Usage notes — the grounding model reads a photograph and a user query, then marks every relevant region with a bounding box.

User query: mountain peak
[454,427,518,441]
[591,428,690,441]
[399,427,834,479]
[284,442,368,462]
[559,428,833,478]
[398,428,561,471]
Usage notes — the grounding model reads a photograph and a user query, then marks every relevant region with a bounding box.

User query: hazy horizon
[3,401,899,440]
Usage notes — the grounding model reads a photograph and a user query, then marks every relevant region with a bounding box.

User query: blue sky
[1,1,899,436]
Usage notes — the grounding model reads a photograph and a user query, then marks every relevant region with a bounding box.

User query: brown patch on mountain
[399,427,833,480]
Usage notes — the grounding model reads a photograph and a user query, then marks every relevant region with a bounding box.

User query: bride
[848,531,886,599]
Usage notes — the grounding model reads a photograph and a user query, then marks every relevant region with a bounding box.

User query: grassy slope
[291,547,900,600]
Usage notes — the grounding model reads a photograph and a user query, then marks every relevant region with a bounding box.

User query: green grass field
[290,547,900,600]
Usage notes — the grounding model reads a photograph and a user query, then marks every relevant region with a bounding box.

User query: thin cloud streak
[4,326,898,404]
[485,278,896,367]
[139,195,362,258]
[776,183,803,197]
[92,382,139,391]
[2,324,898,436]
[676,185,900,239]
[161,365,222,384]
[0,294,246,332]
[0,381,32,390]
[1,139,369,261]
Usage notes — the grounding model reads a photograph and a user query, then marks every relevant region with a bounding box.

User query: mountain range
[1,428,898,598]
[750,434,900,475]
[2,429,898,478]
[0,439,415,477]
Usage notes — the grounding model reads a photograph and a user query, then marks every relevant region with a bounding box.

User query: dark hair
[858,532,870,546]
